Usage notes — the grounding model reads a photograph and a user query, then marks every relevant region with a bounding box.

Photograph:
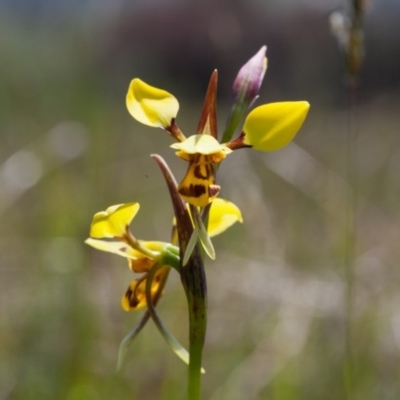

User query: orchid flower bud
[232,46,268,107]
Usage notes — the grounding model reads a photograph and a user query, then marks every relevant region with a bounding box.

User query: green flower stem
[221,101,247,144]
[181,251,207,400]
[161,245,181,271]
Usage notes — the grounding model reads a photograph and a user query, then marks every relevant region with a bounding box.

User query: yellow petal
[85,238,142,259]
[89,203,140,239]
[208,198,243,237]
[243,101,310,151]
[173,198,243,236]
[171,134,232,156]
[126,79,179,128]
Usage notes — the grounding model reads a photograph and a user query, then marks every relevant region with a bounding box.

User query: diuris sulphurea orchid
[126,54,309,208]
[87,46,310,400]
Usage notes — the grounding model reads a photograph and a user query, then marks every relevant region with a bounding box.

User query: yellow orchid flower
[85,202,179,311]
[126,50,310,211]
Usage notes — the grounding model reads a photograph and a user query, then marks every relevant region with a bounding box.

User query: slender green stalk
[181,251,207,400]
[221,102,247,144]
[343,1,364,397]
[182,255,207,399]
[343,80,357,400]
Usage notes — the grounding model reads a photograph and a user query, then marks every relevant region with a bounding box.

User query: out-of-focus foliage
[1,0,400,399]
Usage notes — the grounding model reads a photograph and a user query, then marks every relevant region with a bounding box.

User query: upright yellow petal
[126,79,179,128]
[243,102,310,151]
[89,203,140,239]
[208,198,243,237]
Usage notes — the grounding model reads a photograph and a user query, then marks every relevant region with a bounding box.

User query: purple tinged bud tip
[232,46,267,105]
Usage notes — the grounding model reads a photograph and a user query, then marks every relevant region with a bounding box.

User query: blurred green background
[1,0,400,399]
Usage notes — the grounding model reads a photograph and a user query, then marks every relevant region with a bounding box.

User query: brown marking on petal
[125,287,140,309]
[194,163,210,180]
[119,246,127,253]
[179,183,207,199]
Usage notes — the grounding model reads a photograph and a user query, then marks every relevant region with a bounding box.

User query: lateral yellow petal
[208,198,243,237]
[89,203,140,239]
[172,198,242,237]
[243,102,310,151]
[126,79,179,128]
[85,238,141,259]
[171,134,232,156]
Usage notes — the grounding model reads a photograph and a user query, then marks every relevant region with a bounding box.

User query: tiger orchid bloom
[85,198,242,309]
[85,203,179,311]
[126,48,309,208]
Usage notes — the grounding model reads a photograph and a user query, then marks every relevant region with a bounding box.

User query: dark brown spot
[194,163,209,180]
[179,184,207,198]
[125,287,139,308]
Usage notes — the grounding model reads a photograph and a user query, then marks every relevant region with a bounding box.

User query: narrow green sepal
[192,204,215,259]
[221,101,248,144]
[183,228,199,266]
[117,313,150,371]
[146,262,205,373]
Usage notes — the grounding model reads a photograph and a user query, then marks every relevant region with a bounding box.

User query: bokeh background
[1,0,400,399]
